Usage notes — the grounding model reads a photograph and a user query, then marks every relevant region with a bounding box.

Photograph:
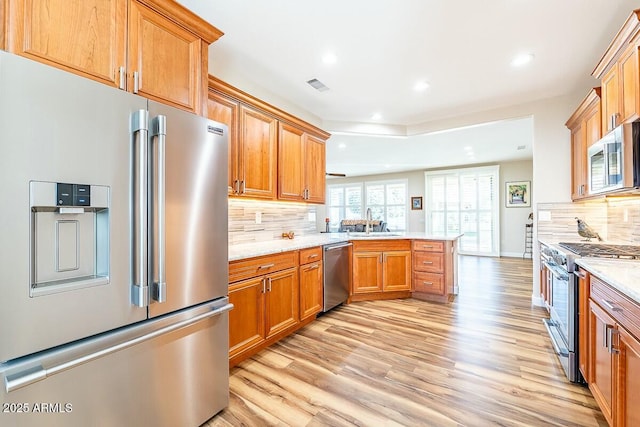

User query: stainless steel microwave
[587,122,640,194]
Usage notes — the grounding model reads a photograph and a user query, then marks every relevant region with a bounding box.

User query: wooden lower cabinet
[351,240,411,301]
[617,326,640,427]
[411,239,457,303]
[228,252,301,367]
[299,247,323,321]
[585,273,640,427]
[589,300,615,426]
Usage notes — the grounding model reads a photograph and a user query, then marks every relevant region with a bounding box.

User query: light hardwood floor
[206,256,607,426]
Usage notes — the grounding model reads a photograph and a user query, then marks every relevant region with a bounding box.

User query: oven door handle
[543,261,569,281]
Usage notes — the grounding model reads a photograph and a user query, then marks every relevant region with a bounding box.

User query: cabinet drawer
[591,275,640,340]
[413,272,444,294]
[413,252,444,273]
[412,240,444,252]
[352,239,411,252]
[229,251,297,283]
[299,246,322,265]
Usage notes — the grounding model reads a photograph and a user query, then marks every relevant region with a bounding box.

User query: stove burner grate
[558,242,640,259]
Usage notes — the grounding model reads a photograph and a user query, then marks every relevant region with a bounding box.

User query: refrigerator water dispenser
[30,181,110,297]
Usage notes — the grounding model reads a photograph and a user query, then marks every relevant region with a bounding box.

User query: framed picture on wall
[505,181,531,208]
[411,196,423,210]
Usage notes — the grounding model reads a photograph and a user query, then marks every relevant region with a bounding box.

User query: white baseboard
[500,251,532,258]
[531,294,544,307]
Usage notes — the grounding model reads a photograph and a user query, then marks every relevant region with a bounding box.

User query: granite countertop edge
[575,258,640,306]
[229,232,463,262]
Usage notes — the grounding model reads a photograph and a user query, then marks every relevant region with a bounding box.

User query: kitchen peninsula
[227,232,461,366]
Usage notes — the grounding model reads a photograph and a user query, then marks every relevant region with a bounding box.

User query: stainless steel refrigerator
[0,51,231,426]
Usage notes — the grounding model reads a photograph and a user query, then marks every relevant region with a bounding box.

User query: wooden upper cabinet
[566,88,601,201]
[3,0,223,114]
[240,105,278,199]
[278,124,326,203]
[592,10,640,133]
[278,123,306,200]
[208,76,330,202]
[4,0,127,87]
[208,91,240,195]
[304,135,326,203]
[128,0,202,112]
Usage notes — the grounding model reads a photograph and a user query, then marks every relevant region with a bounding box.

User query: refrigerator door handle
[150,115,167,304]
[130,110,150,307]
[4,302,234,393]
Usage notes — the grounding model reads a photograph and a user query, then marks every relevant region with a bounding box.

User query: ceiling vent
[517,145,526,150]
[307,78,329,92]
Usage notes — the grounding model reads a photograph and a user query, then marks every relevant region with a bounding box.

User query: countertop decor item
[506,181,531,207]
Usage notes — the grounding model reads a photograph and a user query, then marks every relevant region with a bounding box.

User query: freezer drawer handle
[4,303,234,393]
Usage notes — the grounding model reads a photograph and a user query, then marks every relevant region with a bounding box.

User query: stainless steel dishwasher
[322,242,352,312]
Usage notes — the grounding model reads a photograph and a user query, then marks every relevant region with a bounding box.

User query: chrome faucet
[365,208,372,235]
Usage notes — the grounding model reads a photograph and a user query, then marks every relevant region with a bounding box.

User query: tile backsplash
[229,199,319,244]
[537,197,640,244]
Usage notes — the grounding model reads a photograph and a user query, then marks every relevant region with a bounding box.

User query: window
[425,166,499,256]
[327,180,408,231]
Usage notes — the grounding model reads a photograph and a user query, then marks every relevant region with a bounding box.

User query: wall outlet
[255,212,262,224]
[538,211,551,221]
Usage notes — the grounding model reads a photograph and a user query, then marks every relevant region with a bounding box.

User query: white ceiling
[179,0,639,177]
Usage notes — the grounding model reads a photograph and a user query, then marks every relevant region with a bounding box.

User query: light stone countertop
[228,232,463,262]
[575,258,640,305]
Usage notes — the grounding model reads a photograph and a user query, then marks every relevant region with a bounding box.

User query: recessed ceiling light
[338,143,347,149]
[371,113,382,120]
[464,146,473,151]
[414,81,430,92]
[511,53,534,67]
[322,52,337,65]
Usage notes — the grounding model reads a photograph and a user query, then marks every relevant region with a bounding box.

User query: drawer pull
[423,281,433,285]
[305,264,320,271]
[423,261,433,265]
[422,245,433,249]
[307,254,319,259]
[602,299,623,312]
[258,263,275,270]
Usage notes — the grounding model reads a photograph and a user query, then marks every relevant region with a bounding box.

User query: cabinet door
[584,102,602,148]
[304,135,326,203]
[619,46,640,125]
[128,0,203,113]
[228,277,265,358]
[265,267,299,339]
[352,252,383,294]
[208,92,240,195]
[240,105,277,199]
[601,66,620,133]
[383,251,411,291]
[299,261,323,321]
[589,300,615,426]
[577,268,590,382]
[617,326,640,427]
[570,125,586,200]
[278,123,305,201]
[6,0,127,87]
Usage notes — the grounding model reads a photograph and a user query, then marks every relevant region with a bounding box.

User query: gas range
[541,242,640,272]
[557,242,640,260]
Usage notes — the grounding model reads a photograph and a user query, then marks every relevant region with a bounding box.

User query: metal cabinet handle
[304,264,320,271]
[261,278,266,294]
[423,261,433,265]
[133,71,140,93]
[307,254,318,259]
[422,245,434,249]
[240,180,246,194]
[233,180,240,194]
[602,299,623,312]
[258,263,275,270]
[118,66,126,90]
[423,281,433,285]
[267,277,272,292]
[607,325,620,354]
